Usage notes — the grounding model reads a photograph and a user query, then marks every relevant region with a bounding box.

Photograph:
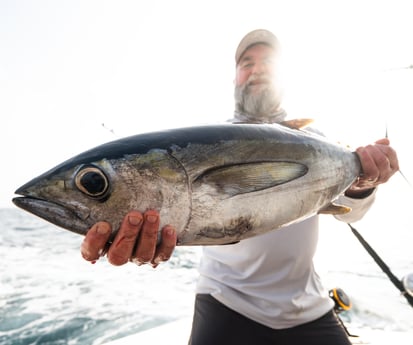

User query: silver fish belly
[13,123,361,245]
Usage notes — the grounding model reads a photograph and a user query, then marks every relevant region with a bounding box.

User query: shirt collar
[230,108,287,124]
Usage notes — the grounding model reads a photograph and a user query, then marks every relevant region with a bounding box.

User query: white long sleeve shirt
[196,192,375,329]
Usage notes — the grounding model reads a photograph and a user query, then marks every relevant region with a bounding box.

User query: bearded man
[81,29,399,345]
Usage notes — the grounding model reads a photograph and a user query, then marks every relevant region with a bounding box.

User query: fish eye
[75,165,110,199]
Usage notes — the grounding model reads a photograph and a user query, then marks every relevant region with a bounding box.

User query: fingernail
[96,224,110,235]
[146,215,158,223]
[154,255,163,264]
[81,248,91,260]
[130,258,143,266]
[166,227,175,236]
[91,260,97,264]
[128,215,142,226]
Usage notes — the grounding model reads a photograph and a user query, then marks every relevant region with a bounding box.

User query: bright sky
[1,0,412,208]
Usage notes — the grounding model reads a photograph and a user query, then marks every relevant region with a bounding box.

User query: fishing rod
[101,123,117,137]
[382,64,413,72]
[347,223,413,308]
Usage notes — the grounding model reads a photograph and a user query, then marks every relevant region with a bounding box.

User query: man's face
[234,43,283,117]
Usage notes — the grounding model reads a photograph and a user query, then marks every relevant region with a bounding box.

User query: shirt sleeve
[333,189,377,223]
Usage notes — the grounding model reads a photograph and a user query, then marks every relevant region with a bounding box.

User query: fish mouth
[12,195,90,236]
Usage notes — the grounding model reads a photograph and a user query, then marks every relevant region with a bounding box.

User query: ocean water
[0,208,201,345]
[1,176,413,345]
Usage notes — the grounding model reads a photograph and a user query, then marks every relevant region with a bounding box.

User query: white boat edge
[102,317,192,344]
[348,327,413,345]
[102,317,412,345]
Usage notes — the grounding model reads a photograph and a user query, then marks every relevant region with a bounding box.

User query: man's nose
[251,61,267,75]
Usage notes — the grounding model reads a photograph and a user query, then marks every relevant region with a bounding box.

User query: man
[81,30,399,344]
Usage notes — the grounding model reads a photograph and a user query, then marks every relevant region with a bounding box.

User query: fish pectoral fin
[221,241,240,245]
[280,118,314,130]
[318,203,352,215]
[195,161,308,197]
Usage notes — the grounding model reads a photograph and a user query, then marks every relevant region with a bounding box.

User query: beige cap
[235,29,280,64]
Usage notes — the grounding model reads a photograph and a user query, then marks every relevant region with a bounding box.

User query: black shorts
[188,294,352,345]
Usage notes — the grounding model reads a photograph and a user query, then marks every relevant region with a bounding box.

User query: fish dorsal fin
[194,161,308,197]
[318,203,352,215]
[280,118,314,130]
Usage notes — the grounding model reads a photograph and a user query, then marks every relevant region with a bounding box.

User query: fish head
[13,147,190,238]
[12,159,132,236]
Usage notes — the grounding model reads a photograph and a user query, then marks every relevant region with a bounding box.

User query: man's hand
[80,210,177,267]
[345,138,399,198]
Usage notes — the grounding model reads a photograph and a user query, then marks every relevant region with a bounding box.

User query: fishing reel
[329,287,352,313]
[402,272,413,297]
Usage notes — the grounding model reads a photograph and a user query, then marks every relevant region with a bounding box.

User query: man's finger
[152,225,177,267]
[107,211,143,266]
[81,222,112,262]
[134,210,159,264]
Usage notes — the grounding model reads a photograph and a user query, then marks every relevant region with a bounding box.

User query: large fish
[13,121,360,245]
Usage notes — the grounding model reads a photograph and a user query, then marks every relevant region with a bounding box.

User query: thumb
[374,138,390,145]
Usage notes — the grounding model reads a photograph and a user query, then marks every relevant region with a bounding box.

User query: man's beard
[234,75,282,120]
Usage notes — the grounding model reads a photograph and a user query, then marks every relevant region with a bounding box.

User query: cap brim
[235,29,280,64]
